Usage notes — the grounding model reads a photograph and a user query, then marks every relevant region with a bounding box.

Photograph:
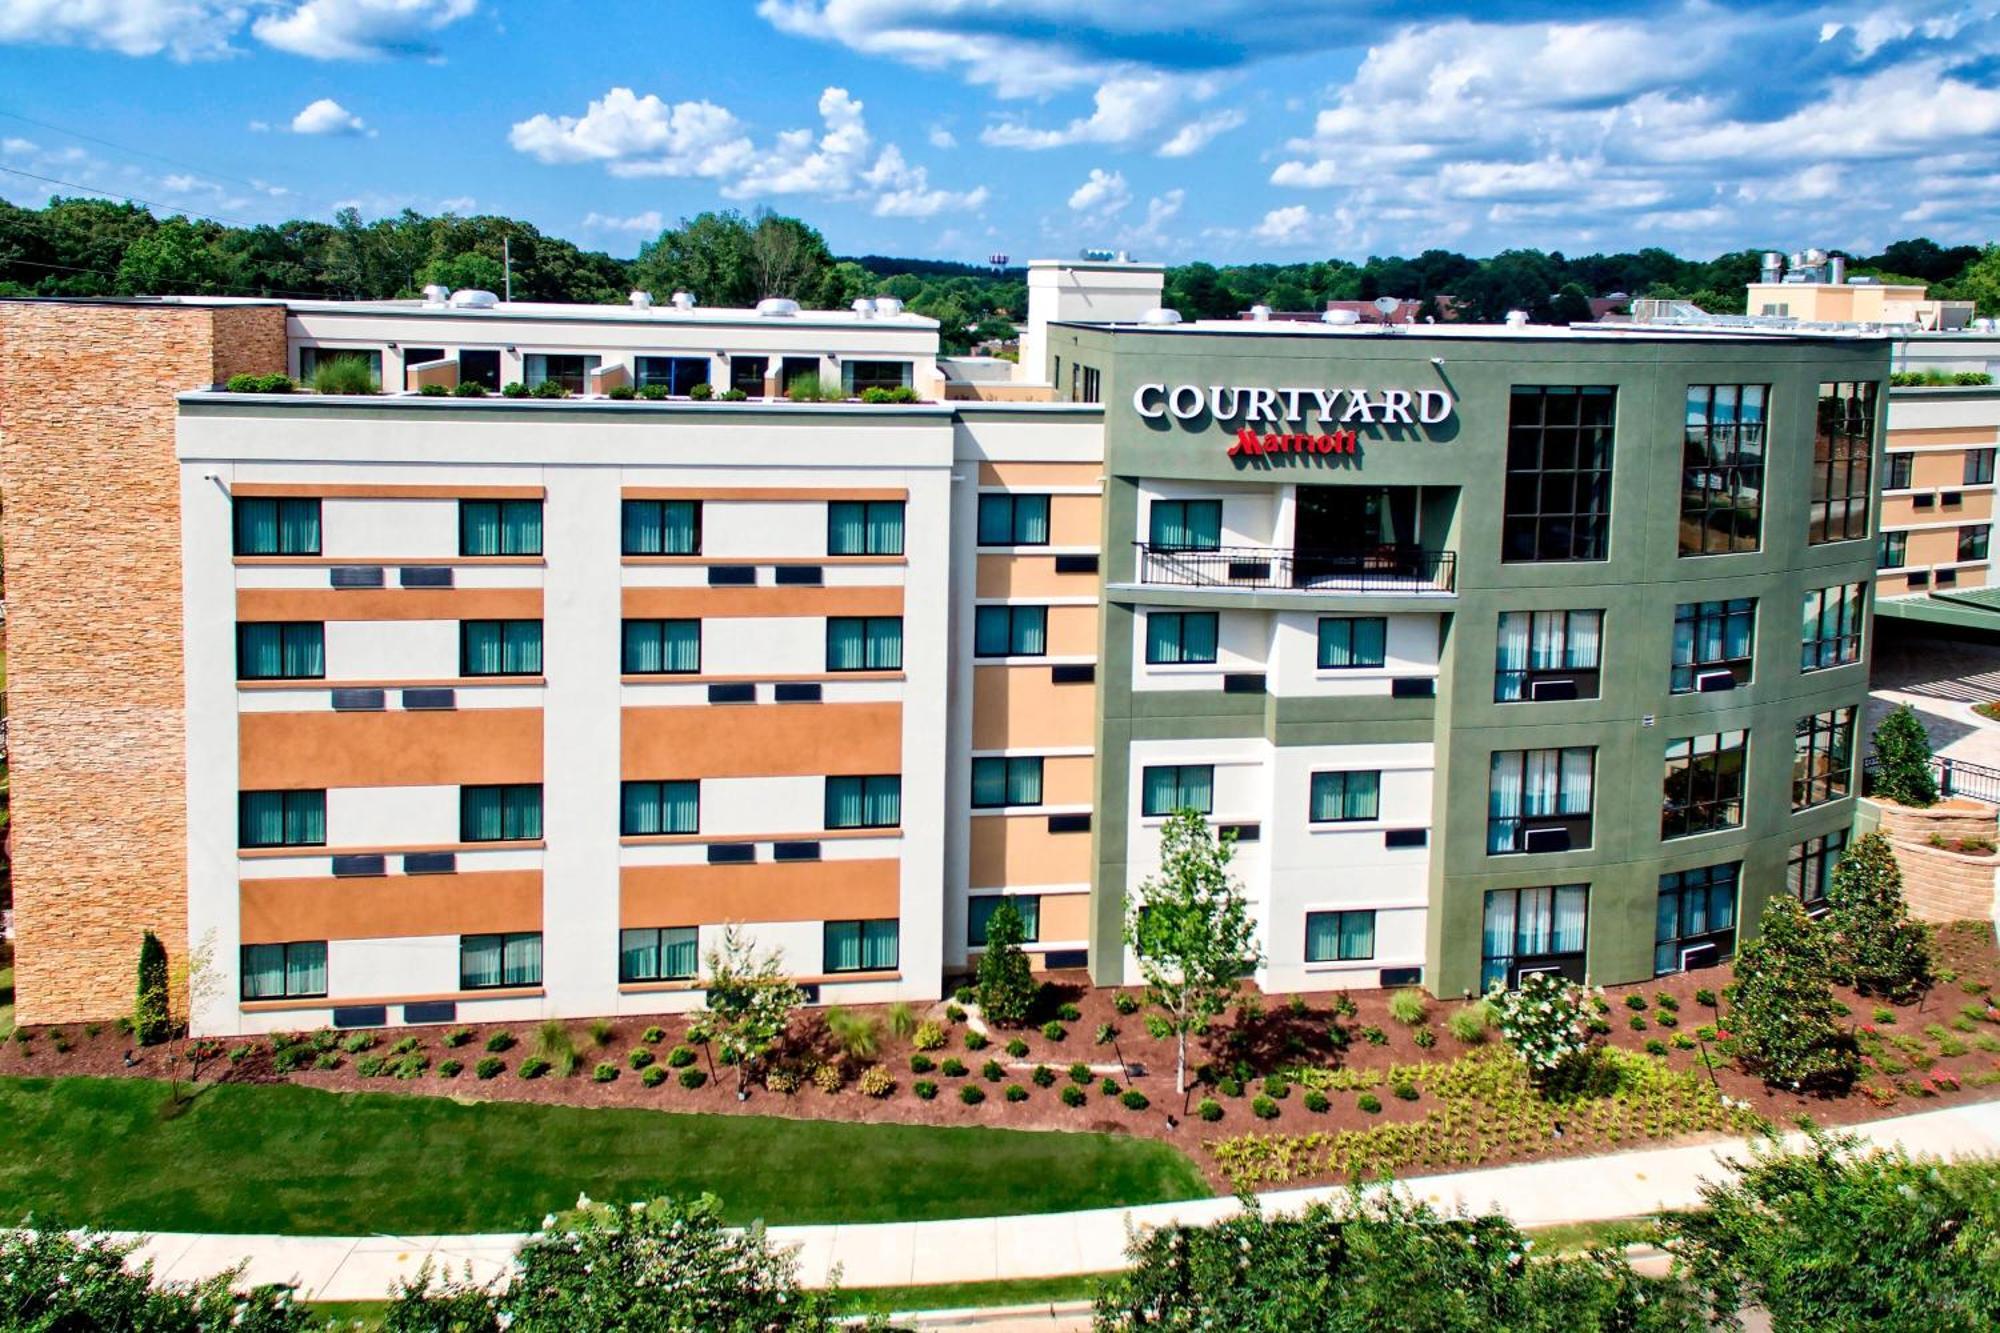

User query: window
[1142,764,1214,817]
[461,784,543,842]
[1884,453,1914,490]
[1310,771,1380,823]
[620,926,698,982]
[729,356,768,397]
[843,360,912,395]
[523,353,599,393]
[1147,611,1218,665]
[460,932,542,989]
[1681,384,1767,555]
[825,918,899,972]
[977,494,1051,546]
[827,616,903,671]
[623,619,700,674]
[828,500,905,555]
[1481,884,1588,989]
[975,605,1048,657]
[239,790,325,848]
[972,756,1044,808]
[237,623,324,680]
[298,347,380,385]
[458,500,543,557]
[402,348,447,373]
[240,941,327,1000]
[780,356,820,392]
[1793,708,1855,810]
[621,780,699,836]
[1319,617,1388,670]
[1148,499,1222,551]
[459,349,501,391]
[1800,584,1865,672]
[1788,828,1848,907]
[461,620,542,676]
[1810,381,1877,544]
[635,356,711,394]
[1969,449,1997,485]
[1670,598,1755,693]
[1305,910,1375,963]
[969,895,1040,947]
[826,775,901,829]
[233,497,320,556]
[1960,524,1991,561]
[622,499,701,555]
[1494,610,1602,701]
[1663,730,1748,839]
[1487,748,1594,853]
[1655,863,1739,975]
[1879,531,1908,569]
[1079,366,1102,404]
[1502,386,1616,563]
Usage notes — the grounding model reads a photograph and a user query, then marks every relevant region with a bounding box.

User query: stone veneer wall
[1870,799,2000,923]
[0,301,286,1023]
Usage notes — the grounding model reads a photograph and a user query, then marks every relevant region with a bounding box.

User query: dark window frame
[458,499,544,557]
[236,622,325,681]
[1792,707,1855,811]
[825,775,902,830]
[459,619,543,677]
[974,604,1048,658]
[619,925,699,982]
[1809,381,1877,545]
[233,497,322,557]
[1800,584,1865,673]
[1671,598,1756,693]
[239,940,328,1001]
[826,500,906,556]
[1788,828,1848,907]
[1680,383,1768,556]
[1309,770,1381,823]
[1481,884,1589,990]
[459,931,543,990]
[1487,747,1596,854]
[976,493,1052,546]
[1141,764,1215,817]
[1147,610,1219,665]
[1959,524,1991,562]
[826,615,904,671]
[1304,909,1377,963]
[461,783,544,842]
[621,618,701,675]
[621,499,702,556]
[1502,385,1616,563]
[1654,861,1740,975]
[1494,609,1603,701]
[238,789,327,848]
[1319,616,1388,670]
[620,780,700,837]
[1663,730,1749,839]
[971,756,1045,809]
[824,918,900,972]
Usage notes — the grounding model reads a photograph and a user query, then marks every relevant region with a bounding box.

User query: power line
[0,165,261,230]
[0,108,289,198]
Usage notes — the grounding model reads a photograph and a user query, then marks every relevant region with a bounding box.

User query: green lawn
[0,1075,1209,1235]
[0,967,13,1042]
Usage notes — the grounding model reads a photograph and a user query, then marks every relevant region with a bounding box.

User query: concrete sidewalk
[120,1100,2000,1304]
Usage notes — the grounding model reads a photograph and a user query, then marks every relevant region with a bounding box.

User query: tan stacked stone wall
[1872,799,2000,923]
[0,301,286,1023]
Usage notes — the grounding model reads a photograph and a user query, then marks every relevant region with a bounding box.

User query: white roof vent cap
[1140,307,1182,325]
[670,290,695,310]
[852,298,876,318]
[420,284,450,307]
[756,297,800,318]
[629,290,653,309]
[1249,304,1272,321]
[448,289,499,310]
[1503,309,1530,328]
[1323,308,1360,325]
[873,296,904,316]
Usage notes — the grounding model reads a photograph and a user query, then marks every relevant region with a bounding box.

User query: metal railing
[1863,753,2000,805]
[1133,543,1457,595]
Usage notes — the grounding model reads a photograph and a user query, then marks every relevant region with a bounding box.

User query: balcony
[1132,543,1457,596]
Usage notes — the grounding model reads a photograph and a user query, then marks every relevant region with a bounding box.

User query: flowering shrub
[1485,972,1600,1093]
[0,1229,310,1331]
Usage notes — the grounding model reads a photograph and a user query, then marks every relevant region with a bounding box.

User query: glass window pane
[825,921,862,971]
[502,933,543,986]
[1183,613,1217,663]
[286,941,327,996]
[867,502,905,555]
[620,928,660,982]
[662,927,698,979]
[1340,911,1375,960]
[971,758,1006,808]
[460,935,502,989]
[460,501,500,556]
[828,502,865,555]
[241,944,286,999]
[978,495,1014,545]
[828,618,865,670]
[1015,496,1050,544]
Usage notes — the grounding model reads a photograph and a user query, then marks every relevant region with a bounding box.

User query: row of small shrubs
[1890,369,1994,387]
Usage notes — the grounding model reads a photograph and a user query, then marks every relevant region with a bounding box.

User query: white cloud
[0,0,245,60]
[253,0,478,60]
[509,88,754,179]
[928,126,957,149]
[1158,109,1246,158]
[290,97,368,136]
[437,195,475,213]
[583,209,666,234]
[1067,167,1130,215]
[1254,204,1314,245]
[728,86,874,197]
[982,73,1222,150]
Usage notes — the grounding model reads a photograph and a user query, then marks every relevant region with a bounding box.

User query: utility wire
[0,108,290,198]
[0,165,261,230]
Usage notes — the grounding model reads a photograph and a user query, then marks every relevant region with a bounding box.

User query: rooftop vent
[874,296,904,317]
[755,297,800,318]
[1323,308,1360,325]
[852,298,876,318]
[629,290,653,309]
[670,290,695,310]
[1249,304,1272,321]
[420,284,450,307]
[1503,309,1530,328]
[448,289,499,310]
[1140,307,1182,325]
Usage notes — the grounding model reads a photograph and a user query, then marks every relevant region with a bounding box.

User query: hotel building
[0,265,1885,1033]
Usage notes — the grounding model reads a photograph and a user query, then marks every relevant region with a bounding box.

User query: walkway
[116,1099,2000,1306]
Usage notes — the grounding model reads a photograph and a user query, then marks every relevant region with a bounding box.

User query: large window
[828,616,904,671]
[1788,828,1848,908]
[621,499,701,556]
[623,619,700,674]
[1319,617,1387,670]
[459,500,543,557]
[977,493,1051,546]
[972,756,1043,808]
[826,775,901,829]
[1148,499,1221,551]
[240,941,327,1000]
[621,781,699,836]
[1305,910,1376,963]
[461,784,543,842]
[298,347,381,385]
[969,895,1041,947]
[237,623,324,680]
[1968,448,1996,485]
[1879,532,1909,569]
[1481,885,1588,989]
[523,353,599,393]
[974,605,1047,657]
[1793,707,1855,810]
[1663,731,1748,839]
[843,360,912,395]
[620,926,698,982]
[1147,611,1218,665]
[1671,598,1755,693]
[1810,381,1877,544]
[635,356,711,394]
[1487,748,1594,854]
[1495,610,1602,701]
[239,790,325,848]
[1655,862,1739,975]
[1681,384,1767,555]
[461,620,542,676]
[729,356,768,397]
[1884,453,1914,490]
[1142,764,1214,817]
[825,919,900,972]
[233,497,321,556]
[1800,584,1865,672]
[1309,771,1380,823]
[1960,524,1991,562]
[827,500,905,556]
[1502,386,1616,563]
[460,932,543,989]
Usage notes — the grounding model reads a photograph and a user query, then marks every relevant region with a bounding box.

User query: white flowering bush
[1485,973,1601,1094]
[0,1227,310,1330]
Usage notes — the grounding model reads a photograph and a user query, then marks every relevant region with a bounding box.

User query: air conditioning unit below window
[1528,677,1578,701]
[1694,668,1737,693]
[1679,942,1719,971]
[1522,825,1572,853]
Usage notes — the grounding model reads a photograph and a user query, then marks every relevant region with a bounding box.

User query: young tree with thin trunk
[690,925,803,1100]
[1124,809,1262,1096]
[1824,831,1931,1001]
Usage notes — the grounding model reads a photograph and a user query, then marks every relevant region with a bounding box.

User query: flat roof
[1051,318,1888,344]
[1875,588,2000,634]
[101,293,941,332]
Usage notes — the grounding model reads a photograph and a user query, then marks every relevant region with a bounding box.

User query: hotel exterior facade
[0,268,1887,1033]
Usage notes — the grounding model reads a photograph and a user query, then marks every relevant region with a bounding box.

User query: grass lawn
[0,966,13,1041]
[0,1075,1209,1235]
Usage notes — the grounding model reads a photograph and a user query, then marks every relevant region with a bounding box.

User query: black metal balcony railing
[1863,753,2000,805]
[1133,542,1457,594]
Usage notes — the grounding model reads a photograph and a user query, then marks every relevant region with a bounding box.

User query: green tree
[1823,831,1930,1001]
[0,1228,313,1331]
[1665,1127,2000,1333]
[135,929,171,1046]
[975,898,1036,1028]
[114,217,227,295]
[1939,243,2000,315]
[1550,281,1595,325]
[748,212,834,303]
[1725,896,1857,1092]
[689,925,804,1098]
[417,251,506,294]
[1124,809,1262,1095]
[1870,703,1938,806]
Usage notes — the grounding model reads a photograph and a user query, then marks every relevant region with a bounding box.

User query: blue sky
[2,1,1999,264]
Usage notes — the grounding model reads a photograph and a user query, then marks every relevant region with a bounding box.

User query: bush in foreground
[0,1229,313,1331]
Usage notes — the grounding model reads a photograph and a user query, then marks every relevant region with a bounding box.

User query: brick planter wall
[1870,798,2000,923]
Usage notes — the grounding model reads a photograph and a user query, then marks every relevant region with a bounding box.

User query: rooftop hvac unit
[874,296,904,316]
[851,298,876,318]
[755,297,800,318]
[1695,668,1737,693]
[670,290,695,310]
[420,284,450,307]
[1249,304,1272,321]
[628,290,653,309]
[1140,307,1182,325]
[1528,677,1579,701]
[1503,309,1530,327]
[1516,964,1564,981]
[1521,825,1572,854]
[1323,308,1360,325]
[448,289,499,309]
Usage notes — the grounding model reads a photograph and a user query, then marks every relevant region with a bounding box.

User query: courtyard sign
[1130,383,1455,428]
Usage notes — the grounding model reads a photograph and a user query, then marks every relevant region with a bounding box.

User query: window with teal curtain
[237,623,324,680]
[1142,764,1214,816]
[240,941,327,999]
[623,619,700,674]
[620,926,699,981]
[239,790,326,847]
[462,932,542,989]
[621,500,701,555]
[621,780,698,835]
[828,501,905,555]
[1146,611,1218,664]
[974,606,1047,657]
[972,756,1044,808]
[461,784,542,841]
[461,620,542,676]
[1304,910,1375,962]
[233,497,322,556]
[825,919,900,971]
[968,895,1041,946]
[977,494,1051,545]
[459,500,544,556]
[1149,499,1222,550]
[1309,771,1381,823]
[285,941,327,996]
[827,617,902,671]
[1318,617,1388,668]
[825,775,900,829]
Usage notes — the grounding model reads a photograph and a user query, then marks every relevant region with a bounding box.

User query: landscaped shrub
[825,1007,883,1063]
[1826,831,1932,1001]
[964,1029,989,1050]
[390,1036,421,1056]
[765,1067,801,1094]
[665,1044,698,1068]
[437,1058,463,1078]
[1262,1074,1290,1099]
[1057,1002,1082,1022]
[530,379,570,399]
[518,1056,551,1079]
[1069,1061,1093,1085]
[442,1027,471,1048]
[1032,1064,1056,1087]
[944,1003,967,1023]
[954,985,976,1004]
[475,1056,504,1079]
[1646,1038,1669,1056]
[607,384,636,400]
[0,1229,314,1330]
[859,385,922,404]
[941,1057,967,1077]
[272,1044,312,1073]
[1005,1083,1029,1102]
[960,1084,986,1105]
[1303,1090,1330,1113]
[1388,988,1429,1025]
[311,355,378,395]
[982,1059,1004,1081]
[1655,992,1680,1012]
[1217,1076,1244,1098]
[1447,1003,1490,1044]
[1251,1095,1280,1119]
[859,1065,895,1098]
[1730,895,1860,1091]
[485,1031,515,1053]
[1413,1026,1438,1049]
[1486,971,1600,1094]
[135,932,171,1046]
[452,381,487,397]
[913,1020,946,1051]
[1100,1077,1121,1097]
[1625,994,1649,1011]
[640,1065,667,1088]
[887,1002,918,1040]
[313,1052,340,1071]
[678,1067,708,1090]
[1005,1037,1029,1057]
[1060,1084,1086,1107]
[1197,1098,1224,1121]
[1360,1026,1388,1046]
[1121,1089,1151,1111]
[1096,1022,1117,1045]
[501,381,529,397]
[1114,991,1141,1016]
[588,1018,615,1047]
[914,1078,939,1100]
[1672,1032,1696,1050]
[392,1053,428,1080]
[689,382,714,400]
[910,1053,935,1073]
[1630,1015,1649,1031]
[813,1063,844,1093]
[1041,1020,1068,1042]
[1872,703,1940,806]
[1392,1080,1419,1101]
[628,1047,654,1070]
[355,1054,388,1078]
[1656,1012,1677,1028]
[592,1062,618,1083]
[1694,988,1717,1007]
[341,1031,376,1054]
[420,382,450,396]
[976,899,1038,1027]
[719,387,748,401]
[1357,1092,1382,1113]
[536,1021,580,1078]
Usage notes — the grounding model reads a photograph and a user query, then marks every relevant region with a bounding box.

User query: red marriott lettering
[1228,427,1358,458]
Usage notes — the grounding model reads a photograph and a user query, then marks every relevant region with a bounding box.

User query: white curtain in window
[1523,749,1559,817]
[1495,613,1530,700]
[1552,886,1588,953]
[1558,748,1593,815]
[1567,611,1601,667]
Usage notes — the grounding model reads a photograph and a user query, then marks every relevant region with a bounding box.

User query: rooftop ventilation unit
[420,284,450,307]
[448,289,499,310]
[874,296,904,316]
[1504,309,1530,328]
[629,290,653,309]
[1139,307,1182,325]
[1323,308,1360,325]
[1249,304,1272,321]
[852,298,876,318]
[670,290,695,310]
[755,298,800,318]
